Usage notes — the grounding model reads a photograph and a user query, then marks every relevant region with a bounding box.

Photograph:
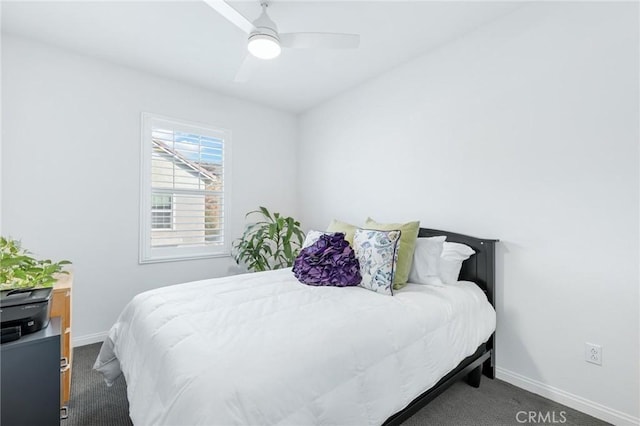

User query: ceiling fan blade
[203,0,254,34]
[279,33,360,49]
[233,54,256,83]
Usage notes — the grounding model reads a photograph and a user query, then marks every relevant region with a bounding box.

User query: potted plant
[0,237,71,290]
[232,207,305,272]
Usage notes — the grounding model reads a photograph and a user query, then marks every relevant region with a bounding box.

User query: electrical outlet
[585,343,602,365]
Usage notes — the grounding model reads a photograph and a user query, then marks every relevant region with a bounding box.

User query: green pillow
[326,219,358,246]
[364,218,420,290]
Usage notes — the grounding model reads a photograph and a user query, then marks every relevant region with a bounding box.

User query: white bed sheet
[94,268,495,426]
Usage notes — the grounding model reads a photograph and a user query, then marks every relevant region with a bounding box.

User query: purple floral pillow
[293,233,361,286]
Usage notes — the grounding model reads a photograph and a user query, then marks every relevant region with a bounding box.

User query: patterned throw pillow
[293,233,361,286]
[364,218,420,290]
[353,229,401,296]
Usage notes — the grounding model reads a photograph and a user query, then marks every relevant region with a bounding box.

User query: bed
[94,228,497,425]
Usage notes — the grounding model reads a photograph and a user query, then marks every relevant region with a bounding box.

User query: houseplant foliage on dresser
[0,236,74,408]
[0,237,71,290]
[233,207,305,272]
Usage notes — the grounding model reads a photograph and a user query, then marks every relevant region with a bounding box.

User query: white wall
[0,8,4,236]
[298,2,638,424]
[1,35,299,344]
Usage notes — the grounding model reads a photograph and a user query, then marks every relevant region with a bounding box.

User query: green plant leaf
[0,236,72,289]
[283,242,292,260]
[231,207,304,273]
[258,206,272,221]
[285,217,294,241]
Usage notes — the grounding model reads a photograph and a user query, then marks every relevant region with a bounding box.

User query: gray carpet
[66,343,610,426]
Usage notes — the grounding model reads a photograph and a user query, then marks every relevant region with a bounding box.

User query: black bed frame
[383,228,498,426]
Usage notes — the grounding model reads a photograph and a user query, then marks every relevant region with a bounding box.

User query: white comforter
[94,268,495,426]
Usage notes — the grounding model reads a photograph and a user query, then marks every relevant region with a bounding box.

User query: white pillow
[439,242,476,284]
[408,236,446,285]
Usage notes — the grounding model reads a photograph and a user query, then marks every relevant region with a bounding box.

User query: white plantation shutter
[140,113,231,263]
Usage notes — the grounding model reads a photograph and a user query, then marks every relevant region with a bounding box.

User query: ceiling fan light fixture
[248,34,281,60]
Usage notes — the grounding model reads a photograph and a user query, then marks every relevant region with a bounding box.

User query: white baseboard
[496,367,639,426]
[73,331,108,347]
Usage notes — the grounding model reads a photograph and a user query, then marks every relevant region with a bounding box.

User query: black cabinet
[1,317,61,426]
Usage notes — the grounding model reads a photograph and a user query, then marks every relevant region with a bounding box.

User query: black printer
[0,287,52,343]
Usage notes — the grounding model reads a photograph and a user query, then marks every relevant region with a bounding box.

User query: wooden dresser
[51,273,73,409]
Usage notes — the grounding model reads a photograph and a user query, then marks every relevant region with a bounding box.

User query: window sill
[139,251,232,265]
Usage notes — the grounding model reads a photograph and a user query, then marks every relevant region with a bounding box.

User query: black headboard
[418,228,498,309]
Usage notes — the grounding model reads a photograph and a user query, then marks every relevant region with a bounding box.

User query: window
[140,113,231,263]
[151,194,173,229]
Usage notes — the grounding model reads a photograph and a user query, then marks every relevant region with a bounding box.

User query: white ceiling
[1,1,521,113]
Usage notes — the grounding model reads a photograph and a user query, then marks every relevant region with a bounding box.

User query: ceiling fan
[203,0,360,82]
